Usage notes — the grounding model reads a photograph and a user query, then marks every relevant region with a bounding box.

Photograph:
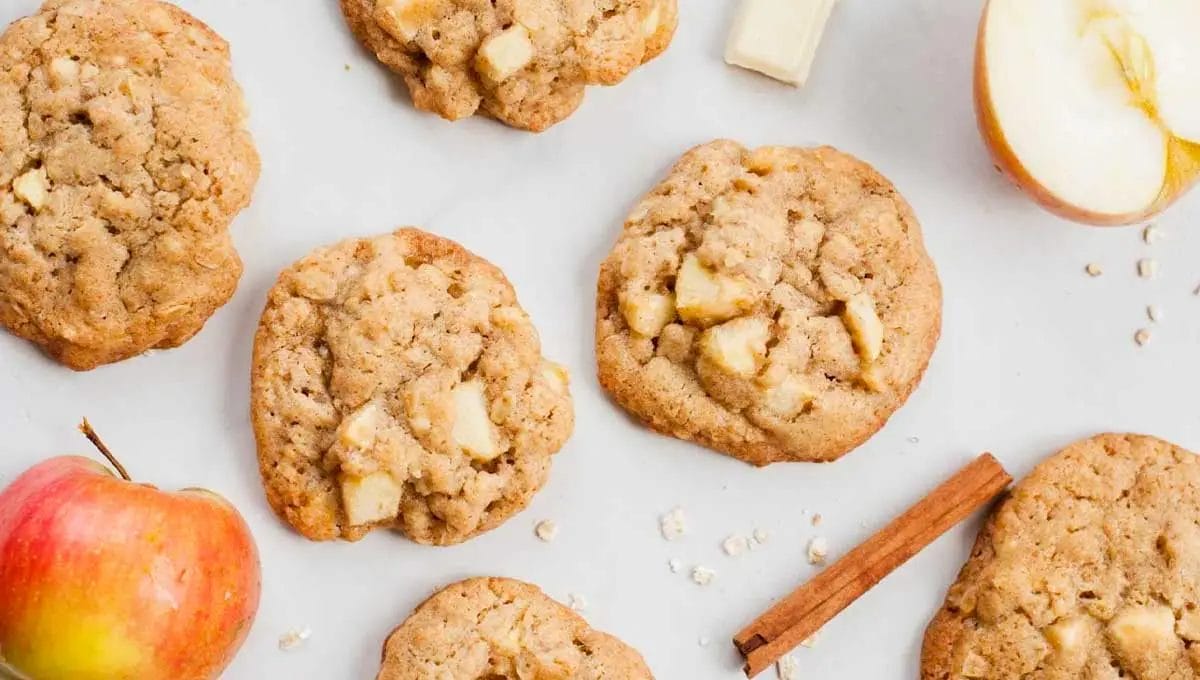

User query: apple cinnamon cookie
[596,140,941,465]
[340,0,677,132]
[251,228,573,546]
[923,434,1200,679]
[377,577,653,679]
[0,0,259,370]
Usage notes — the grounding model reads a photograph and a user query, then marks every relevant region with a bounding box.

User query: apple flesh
[0,456,260,680]
[976,0,1200,226]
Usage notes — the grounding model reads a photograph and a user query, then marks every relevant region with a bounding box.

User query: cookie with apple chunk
[378,577,653,679]
[0,0,259,370]
[250,229,573,546]
[596,140,941,466]
[922,434,1200,679]
[339,0,678,132]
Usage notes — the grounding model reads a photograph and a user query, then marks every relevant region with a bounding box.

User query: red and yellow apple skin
[0,456,261,680]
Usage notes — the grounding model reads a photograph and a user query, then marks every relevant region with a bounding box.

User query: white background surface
[2,0,1199,678]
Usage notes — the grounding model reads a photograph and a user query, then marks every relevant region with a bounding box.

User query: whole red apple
[0,423,260,680]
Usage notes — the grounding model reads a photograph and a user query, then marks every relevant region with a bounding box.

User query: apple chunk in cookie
[251,229,573,546]
[976,0,1200,225]
[596,141,941,466]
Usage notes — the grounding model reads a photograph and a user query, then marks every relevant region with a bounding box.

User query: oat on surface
[660,507,687,541]
[535,520,559,542]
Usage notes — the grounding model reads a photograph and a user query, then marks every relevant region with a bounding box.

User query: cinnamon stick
[733,453,1011,678]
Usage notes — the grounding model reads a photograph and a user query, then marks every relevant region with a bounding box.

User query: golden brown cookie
[0,0,259,370]
[923,434,1200,679]
[377,577,653,679]
[340,0,678,132]
[596,140,941,466]
[251,228,573,546]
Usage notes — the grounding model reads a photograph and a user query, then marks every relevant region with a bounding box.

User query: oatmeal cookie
[596,140,941,465]
[923,434,1200,679]
[377,577,653,679]
[0,0,260,370]
[251,228,573,546]
[340,0,678,131]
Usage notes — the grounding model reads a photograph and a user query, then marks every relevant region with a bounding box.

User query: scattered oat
[660,507,686,541]
[777,654,799,680]
[753,527,770,545]
[567,593,587,611]
[1138,258,1157,279]
[801,631,821,647]
[698,636,711,647]
[1085,262,1103,277]
[723,534,749,557]
[668,558,683,573]
[534,520,558,542]
[1147,305,1163,323]
[278,627,311,651]
[807,537,829,565]
[811,513,823,527]
[1134,328,1151,347]
[691,566,716,586]
[1143,224,1160,244]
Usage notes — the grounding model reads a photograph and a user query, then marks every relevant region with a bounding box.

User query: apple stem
[78,419,132,482]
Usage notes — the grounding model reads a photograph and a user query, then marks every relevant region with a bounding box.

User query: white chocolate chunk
[12,168,48,211]
[762,376,815,417]
[338,403,384,449]
[451,379,501,461]
[699,316,770,376]
[1044,617,1088,653]
[725,0,840,86]
[49,57,80,87]
[674,254,755,326]
[1107,605,1177,660]
[843,293,884,363]
[620,290,676,337]
[641,0,662,37]
[342,471,402,526]
[477,24,535,82]
[375,0,432,42]
[541,361,570,394]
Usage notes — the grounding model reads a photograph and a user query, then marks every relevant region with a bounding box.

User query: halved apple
[975,0,1200,226]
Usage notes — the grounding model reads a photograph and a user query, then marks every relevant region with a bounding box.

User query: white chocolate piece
[725,0,839,86]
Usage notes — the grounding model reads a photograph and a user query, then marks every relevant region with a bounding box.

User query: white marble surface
[2,1,1199,678]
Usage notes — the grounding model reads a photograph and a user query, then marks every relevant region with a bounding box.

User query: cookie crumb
[801,630,821,647]
[1085,263,1103,277]
[807,537,829,565]
[1143,224,1160,244]
[343,63,351,71]
[278,627,311,651]
[698,636,710,647]
[567,593,588,611]
[777,654,799,680]
[668,558,683,573]
[660,507,687,541]
[691,566,716,586]
[1138,258,1158,279]
[1134,328,1151,347]
[752,527,770,545]
[534,520,558,542]
[812,513,823,527]
[722,534,749,557]
[1147,305,1163,323]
